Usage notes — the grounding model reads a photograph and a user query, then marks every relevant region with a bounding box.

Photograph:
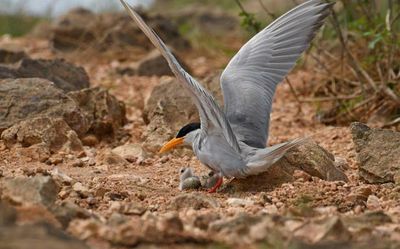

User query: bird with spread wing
[120,0,334,192]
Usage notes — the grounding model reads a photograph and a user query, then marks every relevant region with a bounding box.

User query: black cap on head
[176,122,200,138]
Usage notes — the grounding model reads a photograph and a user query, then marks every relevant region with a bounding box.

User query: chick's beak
[159,137,184,153]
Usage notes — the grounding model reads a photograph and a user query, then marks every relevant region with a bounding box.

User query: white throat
[183,129,201,148]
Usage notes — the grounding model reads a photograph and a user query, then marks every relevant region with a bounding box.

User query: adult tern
[120,0,333,192]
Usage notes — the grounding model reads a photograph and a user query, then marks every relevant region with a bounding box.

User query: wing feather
[119,0,240,153]
[221,0,333,148]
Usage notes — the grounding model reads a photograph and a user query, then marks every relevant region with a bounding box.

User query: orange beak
[159,137,184,153]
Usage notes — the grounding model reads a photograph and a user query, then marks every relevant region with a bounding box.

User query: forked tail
[244,137,310,176]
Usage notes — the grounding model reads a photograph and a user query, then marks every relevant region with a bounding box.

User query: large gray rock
[51,8,190,52]
[67,87,127,137]
[0,223,89,249]
[1,117,83,154]
[351,122,400,184]
[0,58,90,92]
[0,78,88,135]
[281,139,348,182]
[136,49,191,76]
[0,78,126,146]
[2,176,59,207]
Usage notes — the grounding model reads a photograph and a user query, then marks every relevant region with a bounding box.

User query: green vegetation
[0,15,44,37]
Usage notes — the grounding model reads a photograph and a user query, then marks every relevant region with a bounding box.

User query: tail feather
[244,137,309,175]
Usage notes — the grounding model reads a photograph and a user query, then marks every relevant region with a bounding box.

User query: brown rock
[50,201,91,228]
[1,117,84,154]
[0,223,90,249]
[80,134,99,146]
[98,151,128,166]
[0,201,17,226]
[294,216,351,244]
[67,87,127,137]
[0,48,27,64]
[136,49,191,76]
[2,176,59,207]
[0,58,90,92]
[112,143,148,162]
[51,8,190,52]
[0,78,89,135]
[281,139,348,182]
[351,122,400,184]
[193,212,220,230]
[170,193,219,210]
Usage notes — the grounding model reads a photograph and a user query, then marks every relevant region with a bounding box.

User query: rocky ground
[1,7,400,249]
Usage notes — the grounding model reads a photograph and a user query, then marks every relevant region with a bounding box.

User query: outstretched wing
[221,0,333,148]
[120,0,240,153]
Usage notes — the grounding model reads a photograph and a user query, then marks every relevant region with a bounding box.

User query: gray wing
[221,0,333,148]
[120,0,240,153]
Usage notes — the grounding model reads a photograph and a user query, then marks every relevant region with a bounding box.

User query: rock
[0,48,27,63]
[173,7,240,37]
[98,151,128,165]
[108,212,129,226]
[193,212,220,230]
[51,8,190,52]
[14,143,51,163]
[226,198,254,207]
[80,134,99,146]
[226,140,347,192]
[0,223,90,249]
[142,77,198,152]
[157,212,184,235]
[366,195,381,210]
[136,49,190,76]
[2,176,59,207]
[281,139,348,182]
[0,58,90,92]
[119,202,146,216]
[67,87,127,137]
[72,182,90,198]
[0,78,88,135]
[170,193,219,210]
[67,218,104,241]
[346,186,372,205]
[294,216,351,244]
[0,201,17,226]
[70,159,84,167]
[209,213,263,237]
[1,117,84,154]
[50,201,91,228]
[224,163,294,192]
[112,143,148,162]
[50,168,73,185]
[351,122,400,184]
[334,156,350,171]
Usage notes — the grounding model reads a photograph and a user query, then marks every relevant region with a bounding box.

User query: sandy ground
[0,35,399,249]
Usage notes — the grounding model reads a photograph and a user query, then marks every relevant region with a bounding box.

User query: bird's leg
[208,174,223,193]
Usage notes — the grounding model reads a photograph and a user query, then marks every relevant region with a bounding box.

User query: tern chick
[179,167,201,191]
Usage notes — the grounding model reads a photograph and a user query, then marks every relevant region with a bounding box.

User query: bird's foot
[207,176,223,193]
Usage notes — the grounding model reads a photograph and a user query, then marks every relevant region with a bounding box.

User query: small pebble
[71,159,84,167]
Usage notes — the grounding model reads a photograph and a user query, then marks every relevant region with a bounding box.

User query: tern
[120,0,333,192]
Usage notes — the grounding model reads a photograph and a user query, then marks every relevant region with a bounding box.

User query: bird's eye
[180,169,185,173]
